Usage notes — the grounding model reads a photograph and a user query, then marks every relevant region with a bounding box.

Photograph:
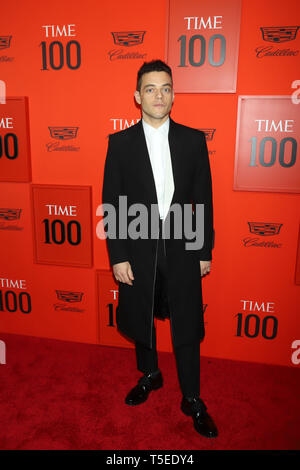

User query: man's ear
[134,90,141,105]
[172,90,175,104]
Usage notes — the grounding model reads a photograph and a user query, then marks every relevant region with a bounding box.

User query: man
[102,60,218,438]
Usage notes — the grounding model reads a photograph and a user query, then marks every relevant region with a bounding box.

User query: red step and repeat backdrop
[0,0,299,367]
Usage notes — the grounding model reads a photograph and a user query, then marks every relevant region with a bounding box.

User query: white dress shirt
[142,118,175,220]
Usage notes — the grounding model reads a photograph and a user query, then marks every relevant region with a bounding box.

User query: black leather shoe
[125,371,163,406]
[181,397,218,438]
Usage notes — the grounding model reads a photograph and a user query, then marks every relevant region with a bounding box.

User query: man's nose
[155,89,163,98]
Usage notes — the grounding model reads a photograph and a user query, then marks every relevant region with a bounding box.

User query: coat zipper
[150,236,159,348]
[162,220,176,346]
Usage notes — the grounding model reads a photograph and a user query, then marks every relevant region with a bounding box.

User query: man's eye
[164,88,170,93]
[147,88,154,93]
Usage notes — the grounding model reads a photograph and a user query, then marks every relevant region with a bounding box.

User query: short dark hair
[136,59,173,91]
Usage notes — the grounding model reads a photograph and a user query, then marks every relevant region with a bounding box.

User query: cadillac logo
[199,128,216,141]
[111,31,146,47]
[48,127,79,140]
[0,208,21,220]
[248,222,282,236]
[260,26,299,43]
[0,36,12,50]
[56,290,83,302]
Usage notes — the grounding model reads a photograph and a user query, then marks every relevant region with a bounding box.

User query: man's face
[134,71,174,122]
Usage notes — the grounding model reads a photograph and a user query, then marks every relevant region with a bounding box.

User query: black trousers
[135,219,200,398]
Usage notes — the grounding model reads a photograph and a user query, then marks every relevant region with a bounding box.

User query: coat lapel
[168,118,181,207]
[128,117,182,208]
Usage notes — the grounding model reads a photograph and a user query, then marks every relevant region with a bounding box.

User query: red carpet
[0,332,299,450]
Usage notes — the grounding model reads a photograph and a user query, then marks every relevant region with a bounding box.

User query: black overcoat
[102,118,213,349]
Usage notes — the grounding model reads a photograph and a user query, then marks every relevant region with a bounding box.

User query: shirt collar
[142,117,170,137]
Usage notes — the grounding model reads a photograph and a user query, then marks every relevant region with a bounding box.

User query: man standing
[102,60,218,438]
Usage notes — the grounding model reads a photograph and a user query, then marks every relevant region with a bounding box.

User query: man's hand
[113,261,134,286]
[200,260,211,277]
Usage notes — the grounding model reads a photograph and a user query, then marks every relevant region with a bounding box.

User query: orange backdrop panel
[0,0,299,368]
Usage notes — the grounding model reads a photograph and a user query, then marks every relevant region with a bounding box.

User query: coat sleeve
[102,134,130,266]
[192,131,214,261]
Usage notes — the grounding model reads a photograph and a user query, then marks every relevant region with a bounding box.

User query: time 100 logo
[178,34,225,67]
